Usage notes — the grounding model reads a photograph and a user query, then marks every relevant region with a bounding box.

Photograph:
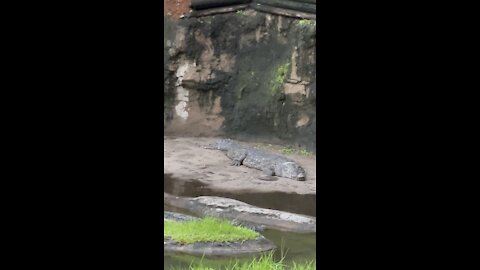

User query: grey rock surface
[164,192,316,233]
[164,211,198,222]
[164,235,275,257]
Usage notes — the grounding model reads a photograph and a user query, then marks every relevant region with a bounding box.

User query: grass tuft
[236,10,246,16]
[280,146,296,155]
[164,217,259,244]
[296,19,315,27]
[291,261,316,270]
[171,252,316,270]
[270,62,290,96]
[280,146,313,156]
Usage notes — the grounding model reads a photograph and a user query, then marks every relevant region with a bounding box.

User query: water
[164,174,316,269]
[164,174,316,217]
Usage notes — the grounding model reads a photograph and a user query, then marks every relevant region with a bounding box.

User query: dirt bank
[164,0,191,19]
[164,136,316,194]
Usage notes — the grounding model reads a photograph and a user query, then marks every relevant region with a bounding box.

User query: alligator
[205,139,306,181]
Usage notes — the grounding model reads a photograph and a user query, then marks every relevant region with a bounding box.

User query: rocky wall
[164,10,316,151]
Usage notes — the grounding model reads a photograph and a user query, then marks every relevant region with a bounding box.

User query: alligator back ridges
[206,139,306,181]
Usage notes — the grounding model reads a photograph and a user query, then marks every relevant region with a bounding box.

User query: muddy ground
[164,136,316,194]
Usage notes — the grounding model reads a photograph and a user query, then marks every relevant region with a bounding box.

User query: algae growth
[296,19,316,28]
[270,62,290,96]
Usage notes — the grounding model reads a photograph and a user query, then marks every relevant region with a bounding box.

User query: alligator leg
[261,167,275,176]
[226,149,247,166]
[258,167,277,181]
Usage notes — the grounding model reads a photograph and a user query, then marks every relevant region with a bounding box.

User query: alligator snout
[296,173,306,181]
[203,144,216,149]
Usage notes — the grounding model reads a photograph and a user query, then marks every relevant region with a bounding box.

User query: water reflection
[163,174,316,269]
[164,174,316,217]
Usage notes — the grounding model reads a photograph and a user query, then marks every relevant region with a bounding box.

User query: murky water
[164,174,316,269]
[164,174,316,217]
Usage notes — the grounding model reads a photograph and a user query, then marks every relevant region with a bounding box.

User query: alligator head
[280,162,306,181]
[204,138,237,151]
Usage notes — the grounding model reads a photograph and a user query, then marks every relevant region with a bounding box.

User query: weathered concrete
[164,193,316,233]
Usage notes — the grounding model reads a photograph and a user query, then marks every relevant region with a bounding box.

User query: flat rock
[164,193,316,233]
[164,211,198,222]
[164,236,275,257]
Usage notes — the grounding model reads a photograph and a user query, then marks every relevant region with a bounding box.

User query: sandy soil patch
[164,0,191,19]
[164,136,316,195]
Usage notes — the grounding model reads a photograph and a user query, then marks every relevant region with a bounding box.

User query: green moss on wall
[270,62,290,96]
[296,19,316,29]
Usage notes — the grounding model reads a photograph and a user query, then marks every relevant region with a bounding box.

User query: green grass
[296,19,316,27]
[224,253,284,270]
[270,62,290,96]
[298,149,313,156]
[171,252,316,270]
[280,146,313,156]
[164,217,259,244]
[236,10,246,16]
[280,146,296,155]
[290,261,316,270]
